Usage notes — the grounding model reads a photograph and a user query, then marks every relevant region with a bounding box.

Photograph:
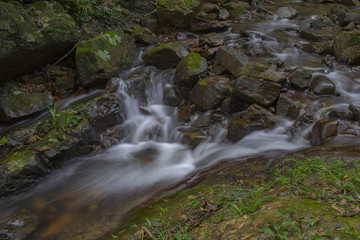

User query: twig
[142,226,156,240]
[144,8,157,17]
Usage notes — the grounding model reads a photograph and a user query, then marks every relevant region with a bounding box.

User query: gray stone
[276,7,299,19]
[309,75,336,96]
[216,46,249,77]
[289,67,312,89]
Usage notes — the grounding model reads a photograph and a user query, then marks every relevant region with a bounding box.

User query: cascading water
[1,1,360,239]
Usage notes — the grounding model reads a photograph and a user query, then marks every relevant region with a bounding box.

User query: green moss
[147,42,178,54]
[233,5,245,15]
[1,151,36,173]
[183,52,203,71]
[349,33,360,45]
[0,136,8,144]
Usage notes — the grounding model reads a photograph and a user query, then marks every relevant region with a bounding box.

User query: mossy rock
[0,1,80,83]
[142,42,189,69]
[175,52,207,88]
[333,31,360,64]
[0,91,54,122]
[156,0,203,28]
[124,24,158,45]
[75,31,137,87]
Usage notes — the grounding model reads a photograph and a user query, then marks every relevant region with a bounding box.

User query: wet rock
[190,76,231,111]
[276,93,302,120]
[343,0,360,6]
[241,62,287,85]
[192,114,212,127]
[180,129,206,148]
[295,41,314,53]
[337,9,360,26]
[216,46,249,77]
[333,31,360,64]
[224,2,247,18]
[142,42,189,69]
[289,103,325,136]
[322,54,335,68]
[179,103,196,121]
[314,41,334,55]
[175,53,207,88]
[221,96,248,113]
[199,33,225,47]
[276,7,299,19]
[156,0,202,28]
[349,103,360,120]
[299,29,335,41]
[311,119,357,145]
[0,1,80,82]
[289,67,312,89]
[309,75,336,96]
[218,8,230,20]
[124,24,158,45]
[189,21,231,33]
[227,104,277,142]
[163,85,182,107]
[310,15,337,29]
[232,75,282,108]
[326,107,353,120]
[0,91,54,122]
[76,31,137,87]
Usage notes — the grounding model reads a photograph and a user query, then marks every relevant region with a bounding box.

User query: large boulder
[232,75,282,107]
[190,76,231,111]
[0,91,54,122]
[0,93,124,196]
[308,75,336,96]
[333,31,360,64]
[0,1,80,82]
[289,67,312,90]
[75,31,137,87]
[216,46,249,77]
[175,53,207,88]
[227,104,277,142]
[311,119,357,145]
[156,0,203,28]
[142,42,189,69]
[241,62,287,85]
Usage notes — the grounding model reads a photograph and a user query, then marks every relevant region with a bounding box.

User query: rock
[124,24,158,45]
[142,42,189,69]
[338,9,360,26]
[76,31,137,87]
[326,107,353,120]
[241,62,287,85]
[203,3,220,13]
[0,1,80,82]
[0,91,54,122]
[333,31,360,64]
[299,29,335,41]
[180,129,206,148]
[289,103,325,136]
[179,102,196,121]
[349,103,360,120]
[295,41,314,53]
[311,119,357,145]
[232,75,282,107]
[163,85,182,107]
[175,53,207,88]
[156,0,202,28]
[289,67,312,89]
[227,104,277,142]
[224,2,247,18]
[0,150,46,196]
[190,76,231,111]
[276,7,299,19]
[343,0,360,6]
[216,46,249,77]
[199,33,225,47]
[0,93,124,196]
[310,15,337,29]
[309,75,336,96]
[276,93,302,120]
[218,9,230,20]
[189,21,231,33]
[314,41,334,55]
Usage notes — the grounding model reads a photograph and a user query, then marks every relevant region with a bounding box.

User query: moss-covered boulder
[75,31,137,87]
[0,1,80,82]
[142,42,189,69]
[190,76,230,111]
[333,31,360,64]
[0,91,54,122]
[156,0,203,28]
[175,53,207,88]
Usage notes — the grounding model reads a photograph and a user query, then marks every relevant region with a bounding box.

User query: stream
[1,1,360,239]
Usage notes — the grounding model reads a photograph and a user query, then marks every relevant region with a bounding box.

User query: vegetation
[102,157,360,239]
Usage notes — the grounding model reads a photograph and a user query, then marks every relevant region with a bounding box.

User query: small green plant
[229,187,268,216]
[0,136,8,144]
